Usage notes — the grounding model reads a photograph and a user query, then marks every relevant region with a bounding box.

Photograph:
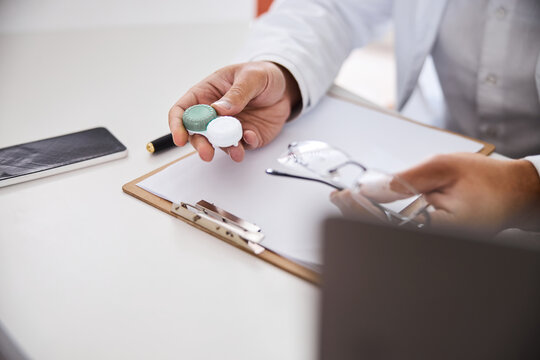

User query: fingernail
[213,99,232,110]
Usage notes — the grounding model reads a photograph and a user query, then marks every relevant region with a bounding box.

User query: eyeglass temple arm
[266,169,430,228]
[265,169,344,191]
[328,160,367,173]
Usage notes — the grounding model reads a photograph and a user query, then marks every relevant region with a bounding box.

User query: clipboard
[122,89,494,285]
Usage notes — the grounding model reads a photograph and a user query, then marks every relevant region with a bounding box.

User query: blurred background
[0,0,255,33]
[0,0,414,116]
[0,0,444,144]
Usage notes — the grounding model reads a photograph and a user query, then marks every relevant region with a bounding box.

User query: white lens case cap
[187,116,243,148]
[205,116,243,148]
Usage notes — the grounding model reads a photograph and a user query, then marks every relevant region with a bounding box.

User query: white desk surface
[0,23,319,360]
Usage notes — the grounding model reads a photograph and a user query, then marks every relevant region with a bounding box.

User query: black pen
[146,134,175,154]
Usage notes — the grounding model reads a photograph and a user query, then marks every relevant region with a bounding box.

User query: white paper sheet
[138,96,484,266]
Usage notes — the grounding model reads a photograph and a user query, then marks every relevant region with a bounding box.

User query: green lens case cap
[182,104,218,132]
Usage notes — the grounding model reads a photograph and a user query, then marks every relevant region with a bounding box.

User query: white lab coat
[238,0,540,172]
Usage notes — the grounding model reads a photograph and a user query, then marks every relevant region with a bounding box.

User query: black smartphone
[0,127,127,188]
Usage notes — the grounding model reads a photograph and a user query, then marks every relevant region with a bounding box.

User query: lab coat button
[496,7,508,20]
[485,73,498,85]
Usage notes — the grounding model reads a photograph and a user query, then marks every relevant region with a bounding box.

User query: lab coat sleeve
[524,155,540,180]
[237,0,393,113]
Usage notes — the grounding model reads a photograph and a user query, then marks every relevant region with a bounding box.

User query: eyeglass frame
[266,142,431,228]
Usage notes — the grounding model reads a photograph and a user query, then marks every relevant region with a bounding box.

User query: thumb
[392,155,456,195]
[212,69,267,115]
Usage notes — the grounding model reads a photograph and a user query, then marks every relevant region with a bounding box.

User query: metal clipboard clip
[171,200,265,254]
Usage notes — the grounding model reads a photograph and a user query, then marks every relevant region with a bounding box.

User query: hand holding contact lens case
[182,104,242,148]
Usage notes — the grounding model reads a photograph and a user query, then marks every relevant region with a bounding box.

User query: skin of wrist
[508,159,540,229]
[272,62,302,119]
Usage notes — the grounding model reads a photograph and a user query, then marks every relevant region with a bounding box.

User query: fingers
[357,171,411,203]
[227,144,245,162]
[332,189,457,231]
[392,154,458,194]
[169,91,200,147]
[191,136,246,162]
[242,128,261,150]
[169,102,219,162]
[425,208,456,227]
[212,67,267,116]
[168,104,188,147]
[169,62,283,161]
[353,156,459,203]
[210,128,257,162]
[190,134,214,162]
[330,189,387,221]
[214,126,262,160]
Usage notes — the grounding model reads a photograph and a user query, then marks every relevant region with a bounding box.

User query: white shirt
[432,0,540,159]
[239,0,540,174]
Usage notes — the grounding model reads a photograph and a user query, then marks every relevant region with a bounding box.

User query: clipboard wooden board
[122,151,322,284]
[122,89,494,285]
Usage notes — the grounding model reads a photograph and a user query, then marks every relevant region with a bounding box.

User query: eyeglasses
[266,140,430,228]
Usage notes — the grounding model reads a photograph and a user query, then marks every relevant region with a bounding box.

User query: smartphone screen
[0,127,127,187]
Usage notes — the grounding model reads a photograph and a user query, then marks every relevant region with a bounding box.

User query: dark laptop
[320,218,540,360]
[0,321,27,360]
